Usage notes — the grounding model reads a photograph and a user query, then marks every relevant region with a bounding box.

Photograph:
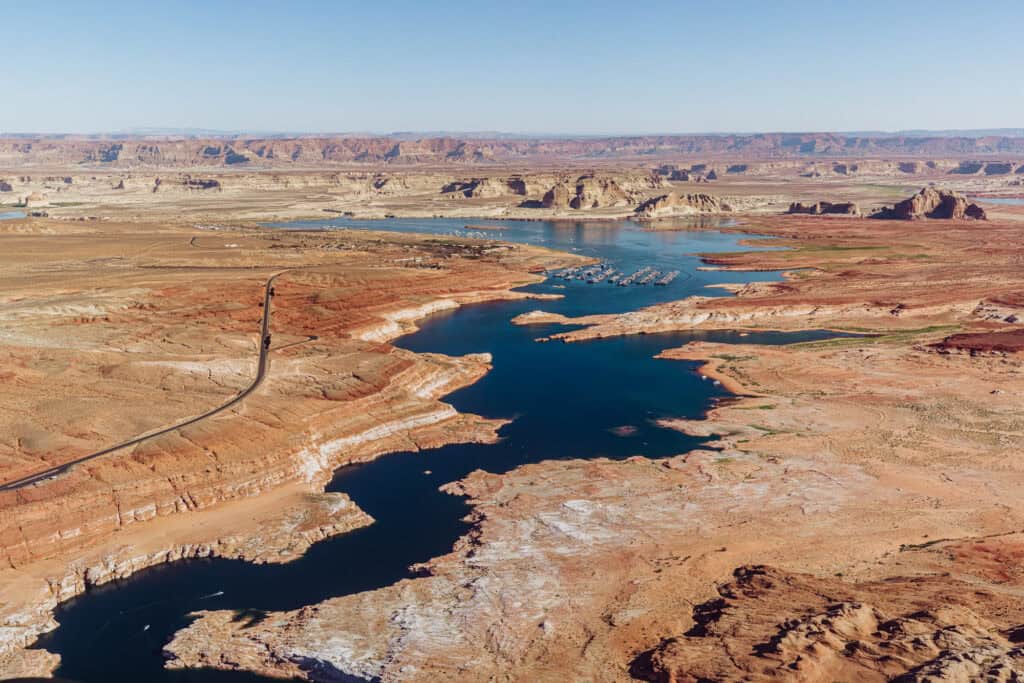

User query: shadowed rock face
[442,177,527,198]
[873,187,987,220]
[633,565,1024,683]
[635,191,729,218]
[540,174,648,210]
[787,200,861,216]
[541,182,573,209]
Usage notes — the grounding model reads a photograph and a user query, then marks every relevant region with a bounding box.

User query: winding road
[0,273,284,492]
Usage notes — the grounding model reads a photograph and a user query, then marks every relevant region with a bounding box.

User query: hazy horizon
[5,127,1024,139]
[3,0,1023,134]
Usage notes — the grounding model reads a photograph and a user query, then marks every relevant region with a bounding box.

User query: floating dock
[638,270,661,285]
[618,266,653,286]
[550,264,676,289]
[655,270,680,286]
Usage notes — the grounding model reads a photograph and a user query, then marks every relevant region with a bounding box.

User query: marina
[548,261,685,290]
[619,266,654,286]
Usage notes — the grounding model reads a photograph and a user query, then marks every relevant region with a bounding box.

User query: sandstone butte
[3,146,1024,681]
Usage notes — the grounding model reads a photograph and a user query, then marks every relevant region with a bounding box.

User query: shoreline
[9,219,779,678]
[0,227,589,676]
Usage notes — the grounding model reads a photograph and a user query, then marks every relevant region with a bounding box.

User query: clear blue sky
[2,0,1022,134]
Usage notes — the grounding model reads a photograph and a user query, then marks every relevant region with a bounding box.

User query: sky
[2,0,1022,135]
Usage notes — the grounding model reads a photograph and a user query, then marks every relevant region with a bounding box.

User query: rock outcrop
[164,450,879,681]
[635,565,1024,683]
[635,192,730,218]
[873,187,986,220]
[539,175,640,210]
[568,175,630,209]
[443,177,526,198]
[541,182,573,209]
[655,164,717,182]
[787,200,861,216]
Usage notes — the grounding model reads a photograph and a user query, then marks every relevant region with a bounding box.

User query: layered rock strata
[0,218,586,673]
[873,186,986,220]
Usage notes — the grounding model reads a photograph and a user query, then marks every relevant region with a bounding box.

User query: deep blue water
[26,218,844,683]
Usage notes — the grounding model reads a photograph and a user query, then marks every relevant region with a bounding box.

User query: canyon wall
[5,133,1024,168]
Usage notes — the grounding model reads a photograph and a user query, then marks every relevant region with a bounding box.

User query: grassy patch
[793,325,959,350]
[774,244,892,261]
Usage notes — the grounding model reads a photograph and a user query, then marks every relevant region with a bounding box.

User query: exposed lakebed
[34,218,846,682]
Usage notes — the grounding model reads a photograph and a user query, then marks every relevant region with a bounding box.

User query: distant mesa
[567,175,630,209]
[786,201,861,217]
[655,163,717,182]
[949,160,1022,175]
[783,188,985,220]
[443,177,526,199]
[635,191,730,218]
[930,329,1024,356]
[872,187,986,220]
[9,133,1024,168]
[539,174,660,210]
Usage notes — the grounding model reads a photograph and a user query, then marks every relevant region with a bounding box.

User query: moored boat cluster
[549,264,681,287]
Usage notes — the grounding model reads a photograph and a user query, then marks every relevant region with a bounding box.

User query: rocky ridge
[636,564,1024,682]
[5,134,1024,168]
[787,200,861,216]
[634,191,731,218]
[873,187,987,220]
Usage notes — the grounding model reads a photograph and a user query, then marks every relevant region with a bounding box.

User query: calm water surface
[32,218,843,683]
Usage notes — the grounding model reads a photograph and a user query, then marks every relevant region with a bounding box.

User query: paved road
[0,273,284,492]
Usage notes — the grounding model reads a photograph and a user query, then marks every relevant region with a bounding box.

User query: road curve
[0,273,285,492]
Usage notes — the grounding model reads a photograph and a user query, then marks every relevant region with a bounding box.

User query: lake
[34,218,844,682]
